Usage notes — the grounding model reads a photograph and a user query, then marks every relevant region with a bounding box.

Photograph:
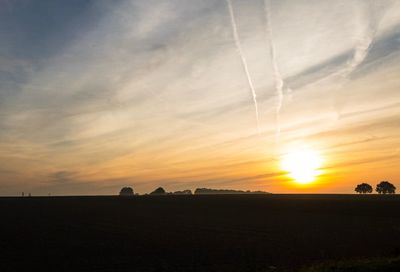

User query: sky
[0,0,400,195]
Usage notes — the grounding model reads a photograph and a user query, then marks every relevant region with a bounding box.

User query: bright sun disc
[281,148,323,184]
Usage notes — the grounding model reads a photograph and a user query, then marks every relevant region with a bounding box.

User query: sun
[281,148,323,184]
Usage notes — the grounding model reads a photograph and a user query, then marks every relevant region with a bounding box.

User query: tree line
[355,181,396,194]
[119,182,397,196]
[119,187,191,196]
[119,187,270,196]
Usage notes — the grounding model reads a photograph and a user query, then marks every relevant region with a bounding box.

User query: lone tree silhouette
[119,187,134,196]
[150,187,166,195]
[376,181,396,194]
[355,183,373,194]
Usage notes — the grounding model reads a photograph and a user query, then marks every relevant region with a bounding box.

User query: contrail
[278,1,387,121]
[264,0,284,138]
[332,0,387,117]
[341,4,376,78]
[225,0,260,133]
[306,1,385,89]
[344,0,386,76]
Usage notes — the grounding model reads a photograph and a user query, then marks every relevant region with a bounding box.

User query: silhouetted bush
[119,187,134,196]
[194,188,270,194]
[172,190,192,195]
[376,181,396,194]
[354,183,373,194]
[150,187,166,195]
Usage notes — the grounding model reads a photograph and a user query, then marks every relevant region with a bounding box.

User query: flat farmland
[0,195,399,271]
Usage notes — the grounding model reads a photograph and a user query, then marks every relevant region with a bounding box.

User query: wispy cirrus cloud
[0,0,400,195]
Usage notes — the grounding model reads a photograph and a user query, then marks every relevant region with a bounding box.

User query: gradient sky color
[1,0,400,195]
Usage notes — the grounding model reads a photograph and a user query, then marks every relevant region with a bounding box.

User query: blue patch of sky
[0,0,109,61]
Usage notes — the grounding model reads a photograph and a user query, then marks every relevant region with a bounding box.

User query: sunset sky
[1,0,400,195]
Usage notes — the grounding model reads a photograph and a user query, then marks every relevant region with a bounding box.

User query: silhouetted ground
[300,256,400,272]
[0,194,399,271]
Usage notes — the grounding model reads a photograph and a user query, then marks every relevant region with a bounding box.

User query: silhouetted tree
[194,188,270,195]
[150,187,166,195]
[119,187,134,196]
[354,183,373,194]
[376,181,396,194]
[172,190,192,195]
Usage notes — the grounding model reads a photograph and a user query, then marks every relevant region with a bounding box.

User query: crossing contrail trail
[264,0,284,138]
[225,0,260,133]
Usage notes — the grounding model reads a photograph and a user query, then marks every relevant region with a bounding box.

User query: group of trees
[120,183,396,196]
[355,181,396,194]
[119,187,270,196]
[194,188,270,195]
[119,187,193,196]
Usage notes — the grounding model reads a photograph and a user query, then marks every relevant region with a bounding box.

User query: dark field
[0,195,399,271]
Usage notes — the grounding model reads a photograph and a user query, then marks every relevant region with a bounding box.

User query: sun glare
[281,148,323,184]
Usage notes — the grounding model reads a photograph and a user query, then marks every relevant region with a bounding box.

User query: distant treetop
[376,181,396,194]
[354,183,373,194]
[119,187,134,196]
[150,187,166,195]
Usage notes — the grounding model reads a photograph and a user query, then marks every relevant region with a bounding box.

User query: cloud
[49,171,78,183]
[0,0,400,194]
